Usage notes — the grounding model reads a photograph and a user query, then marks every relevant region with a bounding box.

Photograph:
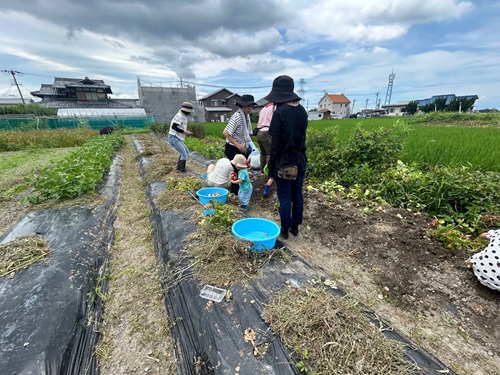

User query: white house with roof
[317,93,351,118]
[381,101,409,116]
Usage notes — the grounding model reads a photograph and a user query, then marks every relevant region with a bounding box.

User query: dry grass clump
[155,176,204,210]
[155,189,194,210]
[481,214,500,227]
[143,158,175,184]
[0,235,51,277]
[182,224,289,287]
[263,286,421,375]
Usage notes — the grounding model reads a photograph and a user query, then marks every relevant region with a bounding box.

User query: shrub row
[23,133,124,203]
[307,125,500,247]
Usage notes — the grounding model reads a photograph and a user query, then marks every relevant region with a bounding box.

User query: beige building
[317,93,351,118]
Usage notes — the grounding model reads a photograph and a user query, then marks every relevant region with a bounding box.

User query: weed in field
[184,136,225,160]
[0,128,98,151]
[165,176,203,192]
[206,201,236,228]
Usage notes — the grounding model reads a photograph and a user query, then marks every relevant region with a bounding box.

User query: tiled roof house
[31,77,141,109]
[317,93,351,118]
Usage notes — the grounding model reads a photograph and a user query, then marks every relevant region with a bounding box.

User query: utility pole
[352,99,356,113]
[365,98,369,110]
[375,92,379,109]
[2,70,26,104]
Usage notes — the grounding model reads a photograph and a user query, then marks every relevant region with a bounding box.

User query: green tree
[446,96,478,112]
[405,100,418,115]
[420,97,447,113]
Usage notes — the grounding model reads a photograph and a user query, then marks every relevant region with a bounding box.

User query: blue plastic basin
[196,187,229,204]
[232,218,280,252]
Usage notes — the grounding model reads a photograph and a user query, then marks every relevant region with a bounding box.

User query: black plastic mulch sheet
[134,136,456,375]
[0,156,121,375]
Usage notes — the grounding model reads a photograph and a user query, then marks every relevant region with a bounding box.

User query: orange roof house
[318,93,351,119]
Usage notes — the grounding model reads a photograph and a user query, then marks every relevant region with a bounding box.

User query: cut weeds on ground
[263,285,422,375]
[0,235,51,278]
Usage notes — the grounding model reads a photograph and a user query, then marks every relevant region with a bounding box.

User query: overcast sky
[1,0,499,110]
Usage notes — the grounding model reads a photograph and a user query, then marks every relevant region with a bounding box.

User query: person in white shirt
[205,158,233,189]
[223,94,256,161]
[168,102,194,172]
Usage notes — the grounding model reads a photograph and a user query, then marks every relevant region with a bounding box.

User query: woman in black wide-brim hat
[264,75,308,239]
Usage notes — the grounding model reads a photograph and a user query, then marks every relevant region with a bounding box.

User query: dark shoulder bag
[277,165,298,180]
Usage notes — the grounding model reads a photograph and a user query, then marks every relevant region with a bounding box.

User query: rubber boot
[177,158,186,172]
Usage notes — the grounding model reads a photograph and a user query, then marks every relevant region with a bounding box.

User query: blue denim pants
[273,159,306,231]
[168,134,189,160]
[238,186,253,206]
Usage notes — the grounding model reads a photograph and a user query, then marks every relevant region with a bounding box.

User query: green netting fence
[0,116,154,131]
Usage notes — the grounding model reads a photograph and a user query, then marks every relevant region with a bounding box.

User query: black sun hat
[236,94,257,108]
[263,75,301,103]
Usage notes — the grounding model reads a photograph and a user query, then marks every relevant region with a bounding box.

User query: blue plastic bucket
[196,187,229,204]
[232,218,280,252]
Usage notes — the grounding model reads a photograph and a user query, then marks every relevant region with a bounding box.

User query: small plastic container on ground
[232,218,280,252]
[200,285,226,303]
[196,187,229,204]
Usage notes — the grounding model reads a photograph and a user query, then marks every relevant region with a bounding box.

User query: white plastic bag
[249,148,261,169]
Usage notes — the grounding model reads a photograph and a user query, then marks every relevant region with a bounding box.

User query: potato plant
[22,134,124,203]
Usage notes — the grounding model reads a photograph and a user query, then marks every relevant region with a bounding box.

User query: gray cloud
[2,0,290,58]
[66,26,82,40]
[247,58,286,73]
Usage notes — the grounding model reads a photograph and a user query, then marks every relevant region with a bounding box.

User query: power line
[21,72,58,78]
[1,70,25,104]
[139,78,270,91]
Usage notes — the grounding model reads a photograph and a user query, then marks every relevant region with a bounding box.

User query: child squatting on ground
[229,154,253,211]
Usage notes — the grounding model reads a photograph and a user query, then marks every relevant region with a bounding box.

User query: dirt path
[97,138,177,374]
